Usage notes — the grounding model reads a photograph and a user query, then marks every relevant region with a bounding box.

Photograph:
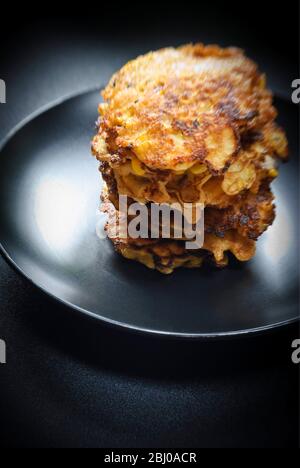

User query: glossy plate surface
[0,90,298,338]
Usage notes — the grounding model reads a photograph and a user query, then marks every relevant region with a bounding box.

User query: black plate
[0,90,298,338]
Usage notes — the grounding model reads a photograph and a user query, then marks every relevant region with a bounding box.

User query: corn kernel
[173,170,186,176]
[269,168,278,178]
[190,163,207,175]
[131,157,146,176]
[258,74,266,89]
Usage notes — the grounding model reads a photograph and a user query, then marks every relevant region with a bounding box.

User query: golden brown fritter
[101,177,275,242]
[93,43,287,175]
[97,147,278,208]
[101,193,255,274]
[92,44,288,273]
[92,45,287,206]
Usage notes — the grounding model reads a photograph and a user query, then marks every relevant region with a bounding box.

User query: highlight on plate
[92,43,288,274]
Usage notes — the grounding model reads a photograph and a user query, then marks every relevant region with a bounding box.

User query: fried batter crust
[100,164,275,242]
[92,44,288,273]
[93,44,287,175]
[101,195,256,274]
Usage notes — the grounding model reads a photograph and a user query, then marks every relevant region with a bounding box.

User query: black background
[0,1,299,448]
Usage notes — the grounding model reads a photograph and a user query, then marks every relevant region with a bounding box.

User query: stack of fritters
[92,44,288,274]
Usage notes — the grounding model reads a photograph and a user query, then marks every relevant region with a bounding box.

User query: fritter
[92,44,287,175]
[92,44,288,273]
[101,193,255,274]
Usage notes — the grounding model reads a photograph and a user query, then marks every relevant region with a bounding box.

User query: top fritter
[93,44,287,176]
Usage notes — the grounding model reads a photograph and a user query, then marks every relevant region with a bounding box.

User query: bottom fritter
[110,236,255,275]
[101,195,256,274]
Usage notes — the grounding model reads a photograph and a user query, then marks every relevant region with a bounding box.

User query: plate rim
[0,89,299,340]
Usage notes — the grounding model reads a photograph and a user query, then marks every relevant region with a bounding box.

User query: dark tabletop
[0,6,299,448]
